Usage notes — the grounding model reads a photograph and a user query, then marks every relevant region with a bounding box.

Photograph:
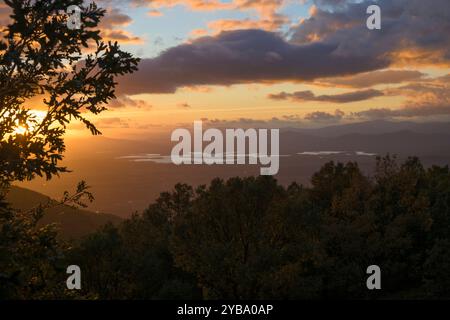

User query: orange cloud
[133,0,290,34]
[135,0,232,11]
[206,15,288,33]
[190,28,210,37]
[147,9,163,17]
[99,8,143,44]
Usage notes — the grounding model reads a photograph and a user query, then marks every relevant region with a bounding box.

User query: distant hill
[281,120,450,137]
[17,120,450,217]
[280,130,450,157]
[6,186,122,240]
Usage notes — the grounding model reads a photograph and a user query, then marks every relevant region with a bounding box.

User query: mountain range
[15,120,450,217]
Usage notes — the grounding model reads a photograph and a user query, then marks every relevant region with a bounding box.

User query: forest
[2,155,450,299]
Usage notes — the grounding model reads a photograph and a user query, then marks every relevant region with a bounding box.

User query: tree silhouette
[68,157,450,300]
[0,0,139,186]
[0,0,138,299]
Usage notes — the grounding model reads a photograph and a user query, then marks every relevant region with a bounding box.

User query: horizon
[17,118,450,217]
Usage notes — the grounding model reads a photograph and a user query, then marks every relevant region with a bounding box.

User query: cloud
[177,102,192,109]
[194,115,303,129]
[94,117,130,128]
[117,29,387,94]
[385,74,450,108]
[353,105,450,120]
[304,109,345,122]
[312,0,364,11]
[190,28,210,37]
[124,0,233,11]
[181,111,345,128]
[291,0,450,67]
[352,74,450,120]
[126,0,288,20]
[143,0,290,35]
[313,70,426,88]
[109,95,152,109]
[0,2,142,44]
[147,9,163,17]
[195,15,289,36]
[202,0,290,33]
[117,0,449,94]
[269,88,383,103]
[99,8,142,44]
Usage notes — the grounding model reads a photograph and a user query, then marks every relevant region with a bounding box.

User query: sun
[12,110,47,135]
[14,125,29,135]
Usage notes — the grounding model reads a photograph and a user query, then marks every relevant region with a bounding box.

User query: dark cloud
[100,8,134,28]
[269,88,383,103]
[314,70,425,88]
[202,116,301,128]
[292,0,450,66]
[198,112,345,128]
[304,109,345,122]
[98,7,142,43]
[117,0,448,94]
[117,29,387,94]
[353,105,450,120]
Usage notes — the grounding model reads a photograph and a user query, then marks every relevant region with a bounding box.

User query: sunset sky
[7,0,449,138]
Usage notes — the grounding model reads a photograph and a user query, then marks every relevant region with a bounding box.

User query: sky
[5,0,450,138]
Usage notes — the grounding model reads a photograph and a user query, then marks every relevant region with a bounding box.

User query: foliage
[70,156,450,300]
[0,0,139,185]
[0,197,69,299]
[0,0,138,299]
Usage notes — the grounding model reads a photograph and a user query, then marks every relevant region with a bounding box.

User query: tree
[66,157,450,299]
[71,214,201,299]
[0,201,66,299]
[0,0,139,186]
[0,0,139,299]
[169,176,319,299]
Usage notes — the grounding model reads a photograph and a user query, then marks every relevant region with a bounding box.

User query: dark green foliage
[70,156,450,300]
[0,197,69,299]
[71,218,201,299]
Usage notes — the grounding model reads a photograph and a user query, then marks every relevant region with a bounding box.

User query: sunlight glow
[12,110,47,135]
[13,125,28,135]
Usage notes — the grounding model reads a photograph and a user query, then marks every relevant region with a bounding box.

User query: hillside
[6,186,122,240]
